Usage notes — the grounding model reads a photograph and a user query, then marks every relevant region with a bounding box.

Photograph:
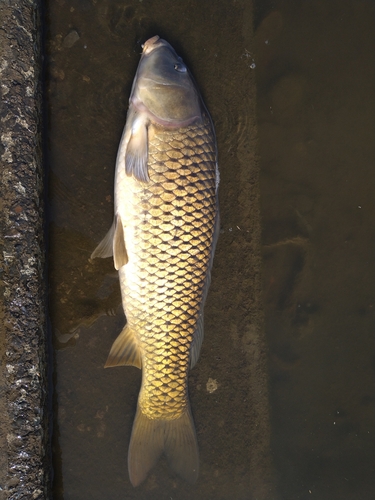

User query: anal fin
[105,324,142,369]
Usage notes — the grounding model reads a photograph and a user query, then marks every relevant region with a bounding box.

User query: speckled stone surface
[0,1,50,498]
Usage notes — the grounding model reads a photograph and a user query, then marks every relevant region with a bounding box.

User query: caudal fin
[128,406,199,486]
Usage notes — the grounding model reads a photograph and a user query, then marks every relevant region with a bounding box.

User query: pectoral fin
[125,114,149,182]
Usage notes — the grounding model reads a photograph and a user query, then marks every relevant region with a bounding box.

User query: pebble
[206,378,218,393]
[63,30,80,48]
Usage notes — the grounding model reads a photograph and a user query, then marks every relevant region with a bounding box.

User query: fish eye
[174,63,187,73]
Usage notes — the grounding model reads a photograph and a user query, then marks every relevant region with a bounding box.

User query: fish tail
[128,405,199,486]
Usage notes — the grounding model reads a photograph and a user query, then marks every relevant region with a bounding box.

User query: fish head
[130,36,202,127]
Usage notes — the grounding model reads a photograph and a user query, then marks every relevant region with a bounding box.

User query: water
[255,0,375,498]
[46,0,375,498]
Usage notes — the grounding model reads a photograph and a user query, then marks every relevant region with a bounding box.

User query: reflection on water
[47,0,374,498]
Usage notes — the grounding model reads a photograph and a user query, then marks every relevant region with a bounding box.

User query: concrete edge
[0,1,50,498]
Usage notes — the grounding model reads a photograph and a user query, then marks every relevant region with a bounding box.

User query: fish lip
[141,36,177,58]
[142,35,164,55]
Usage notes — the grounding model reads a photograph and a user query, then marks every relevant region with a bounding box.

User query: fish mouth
[142,36,163,55]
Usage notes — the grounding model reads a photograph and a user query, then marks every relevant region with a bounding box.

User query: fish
[91,35,219,486]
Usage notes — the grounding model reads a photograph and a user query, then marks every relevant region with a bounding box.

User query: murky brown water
[255,0,375,498]
[47,0,374,499]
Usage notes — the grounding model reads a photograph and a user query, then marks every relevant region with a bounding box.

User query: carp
[92,35,219,486]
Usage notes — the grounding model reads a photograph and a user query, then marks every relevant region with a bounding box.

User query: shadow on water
[46,0,375,499]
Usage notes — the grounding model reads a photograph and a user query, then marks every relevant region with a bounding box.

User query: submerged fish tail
[128,405,199,487]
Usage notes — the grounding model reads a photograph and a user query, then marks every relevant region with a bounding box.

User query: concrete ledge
[0,1,50,498]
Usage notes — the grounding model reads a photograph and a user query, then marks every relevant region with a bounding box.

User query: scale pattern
[118,115,217,420]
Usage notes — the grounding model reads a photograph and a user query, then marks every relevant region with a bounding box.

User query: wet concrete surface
[0,1,50,499]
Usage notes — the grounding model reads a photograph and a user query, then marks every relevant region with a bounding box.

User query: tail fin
[128,406,199,486]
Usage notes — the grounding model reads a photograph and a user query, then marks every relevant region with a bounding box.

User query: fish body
[92,36,219,486]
